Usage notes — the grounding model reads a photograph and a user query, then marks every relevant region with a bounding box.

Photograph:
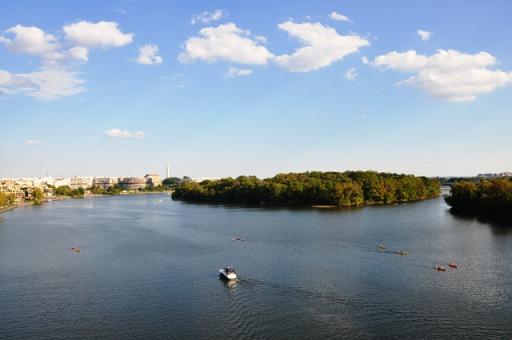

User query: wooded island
[445,178,512,223]
[172,171,440,207]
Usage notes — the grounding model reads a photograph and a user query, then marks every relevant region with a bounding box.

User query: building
[191,177,219,182]
[54,178,71,188]
[121,177,146,190]
[93,177,119,189]
[144,174,162,188]
[477,172,512,178]
[69,177,90,190]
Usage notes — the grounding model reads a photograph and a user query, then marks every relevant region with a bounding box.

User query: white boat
[219,266,237,280]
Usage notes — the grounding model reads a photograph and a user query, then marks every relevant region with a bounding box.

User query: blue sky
[1,0,511,178]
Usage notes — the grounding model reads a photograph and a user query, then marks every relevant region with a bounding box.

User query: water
[0,194,511,339]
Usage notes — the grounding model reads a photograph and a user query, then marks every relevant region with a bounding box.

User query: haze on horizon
[1,0,511,179]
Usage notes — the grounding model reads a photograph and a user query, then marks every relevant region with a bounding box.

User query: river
[0,194,511,339]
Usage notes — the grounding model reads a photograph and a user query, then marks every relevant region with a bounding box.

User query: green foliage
[162,177,182,189]
[54,186,84,198]
[141,185,167,192]
[33,188,44,204]
[445,178,512,222]
[172,171,440,207]
[0,192,15,206]
[90,184,123,195]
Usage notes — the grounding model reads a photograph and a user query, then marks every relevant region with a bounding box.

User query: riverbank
[0,205,17,213]
[0,191,170,214]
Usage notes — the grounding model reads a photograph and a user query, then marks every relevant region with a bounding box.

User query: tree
[33,188,43,204]
[332,182,364,207]
[0,192,15,206]
[445,178,512,222]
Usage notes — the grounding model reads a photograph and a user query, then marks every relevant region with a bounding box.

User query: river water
[0,194,511,339]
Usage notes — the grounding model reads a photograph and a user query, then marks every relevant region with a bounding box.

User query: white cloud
[105,129,145,138]
[178,23,273,65]
[0,21,135,101]
[329,11,350,22]
[25,139,41,144]
[0,69,13,84]
[0,67,85,101]
[274,21,369,72]
[370,49,512,102]
[191,9,226,25]
[63,21,134,48]
[255,35,267,43]
[136,44,163,65]
[68,46,89,61]
[225,66,252,78]
[0,25,86,101]
[1,25,59,57]
[417,29,432,41]
[344,67,357,80]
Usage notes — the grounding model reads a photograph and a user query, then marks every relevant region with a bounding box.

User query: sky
[1,0,511,179]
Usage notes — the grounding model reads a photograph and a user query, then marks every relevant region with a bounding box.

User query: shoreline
[0,191,170,214]
[176,195,441,210]
[0,205,17,214]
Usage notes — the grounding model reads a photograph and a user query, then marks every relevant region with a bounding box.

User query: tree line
[172,171,440,207]
[0,192,16,207]
[445,178,512,223]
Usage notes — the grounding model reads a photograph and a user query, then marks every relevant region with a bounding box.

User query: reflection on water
[0,194,511,339]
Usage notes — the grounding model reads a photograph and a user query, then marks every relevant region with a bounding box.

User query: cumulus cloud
[136,44,163,65]
[25,139,42,144]
[178,23,273,65]
[68,46,89,61]
[191,9,226,25]
[0,20,135,101]
[0,67,85,101]
[370,49,512,102]
[329,11,350,22]
[0,25,59,57]
[417,29,432,41]
[63,21,134,48]
[105,129,145,138]
[344,67,357,80]
[225,66,252,78]
[274,21,369,72]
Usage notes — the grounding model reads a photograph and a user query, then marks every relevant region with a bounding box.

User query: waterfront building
[69,177,90,190]
[121,177,146,190]
[93,177,119,189]
[54,178,71,188]
[144,174,162,188]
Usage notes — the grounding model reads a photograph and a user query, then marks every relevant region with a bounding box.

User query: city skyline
[1,0,512,178]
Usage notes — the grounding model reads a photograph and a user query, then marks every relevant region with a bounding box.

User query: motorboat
[397,250,408,255]
[219,266,237,280]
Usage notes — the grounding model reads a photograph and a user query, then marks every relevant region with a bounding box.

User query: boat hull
[219,269,237,281]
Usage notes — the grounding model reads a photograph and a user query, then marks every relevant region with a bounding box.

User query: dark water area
[1,194,511,339]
